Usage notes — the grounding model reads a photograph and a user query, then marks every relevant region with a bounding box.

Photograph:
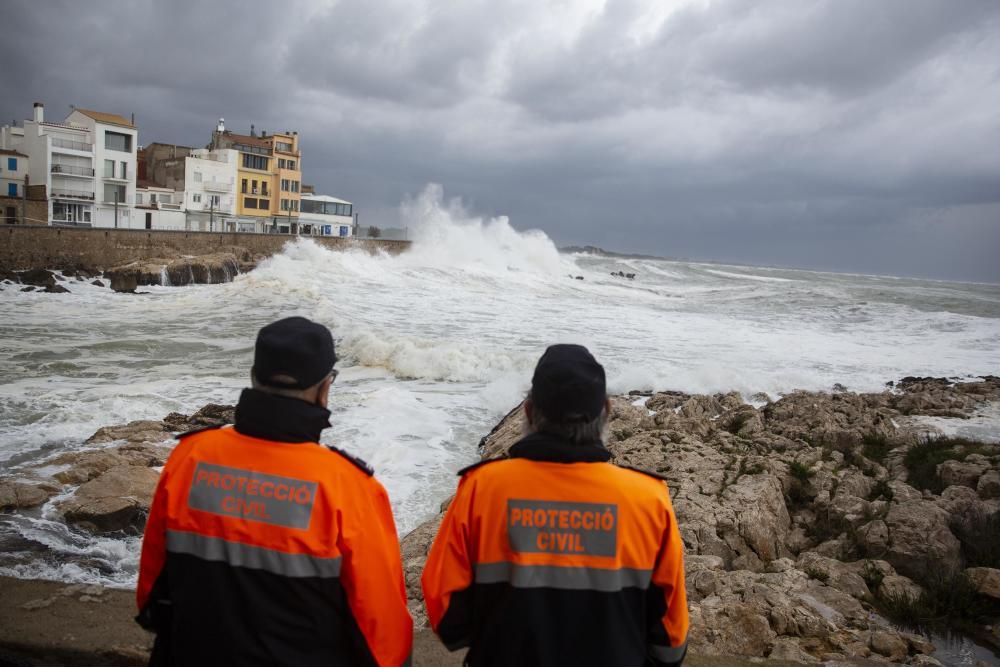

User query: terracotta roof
[222,132,270,149]
[0,149,27,157]
[73,108,134,128]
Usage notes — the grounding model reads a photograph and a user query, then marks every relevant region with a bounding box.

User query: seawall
[0,226,410,271]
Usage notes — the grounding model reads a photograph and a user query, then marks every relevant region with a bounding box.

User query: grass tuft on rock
[788,461,814,483]
[950,508,1000,568]
[904,436,992,494]
[861,432,893,463]
[876,569,1000,628]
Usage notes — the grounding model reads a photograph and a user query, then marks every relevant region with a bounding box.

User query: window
[281,179,289,192]
[291,181,299,193]
[193,171,202,182]
[241,178,248,194]
[210,194,220,207]
[241,153,269,171]
[8,183,17,197]
[5,206,15,224]
[104,131,132,152]
[244,197,258,209]
[104,159,115,178]
[7,157,16,171]
[150,194,157,204]
[193,193,202,203]
[281,199,289,211]
[275,141,293,152]
[104,183,126,203]
[287,160,296,170]
[258,199,269,210]
[251,180,258,195]
[278,158,286,169]
[261,182,268,196]
[136,193,143,205]
[120,161,127,180]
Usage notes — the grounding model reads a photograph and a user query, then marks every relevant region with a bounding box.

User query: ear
[523,398,534,426]
[316,376,334,409]
[603,397,611,416]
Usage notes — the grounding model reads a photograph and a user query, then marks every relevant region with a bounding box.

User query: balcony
[202,180,232,193]
[51,188,95,201]
[51,138,93,153]
[51,164,95,177]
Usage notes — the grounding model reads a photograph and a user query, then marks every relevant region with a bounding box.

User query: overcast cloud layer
[2,0,999,282]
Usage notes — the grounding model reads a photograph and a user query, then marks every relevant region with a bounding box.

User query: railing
[202,180,232,192]
[51,138,93,152]
[51,164,95,176]
[51,188,95,200]
[103,197,132,205]
[158,203,182,211]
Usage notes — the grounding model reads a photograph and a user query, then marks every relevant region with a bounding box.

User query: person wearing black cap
[136,316,413,667]
[422,344,689,666]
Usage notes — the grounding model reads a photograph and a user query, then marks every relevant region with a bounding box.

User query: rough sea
[1,185,999,589]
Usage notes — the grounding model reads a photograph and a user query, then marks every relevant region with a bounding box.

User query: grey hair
[251,373,320,400]
[526,399,608,445]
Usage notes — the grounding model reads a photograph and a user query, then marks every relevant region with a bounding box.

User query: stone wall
[0,226,410,271]
[0,196,48,226]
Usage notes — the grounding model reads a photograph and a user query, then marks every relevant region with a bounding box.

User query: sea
[1,186,999,601]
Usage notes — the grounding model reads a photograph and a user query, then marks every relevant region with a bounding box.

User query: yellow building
[210,123,302,232]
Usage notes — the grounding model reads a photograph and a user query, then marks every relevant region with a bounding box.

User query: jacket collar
[234,388,331,444]
[508,431,612,464]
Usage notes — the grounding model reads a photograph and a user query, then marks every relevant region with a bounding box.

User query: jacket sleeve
[646,492,689,666]
[420,478,475,650]
[338,478,414,667]
[136,458,170,624]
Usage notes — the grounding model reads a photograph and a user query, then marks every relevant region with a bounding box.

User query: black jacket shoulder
[326,445,374,476]
[175,425,224,440]
[457,458,505,477]
[615,464,669,482]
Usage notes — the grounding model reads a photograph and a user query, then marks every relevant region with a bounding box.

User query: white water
[1,183,999,587]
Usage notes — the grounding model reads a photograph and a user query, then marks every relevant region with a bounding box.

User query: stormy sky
[2,0,999,282]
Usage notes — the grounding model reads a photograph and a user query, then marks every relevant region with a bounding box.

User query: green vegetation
[788,461,814,483]
[904,437,992,494]
[951,508,1000,568]
[861,432,893,463]
[804,566,829,583]
[875,569,999,628]
[724,412,752,435]
[868,478,894,502]
[860,560,884,592]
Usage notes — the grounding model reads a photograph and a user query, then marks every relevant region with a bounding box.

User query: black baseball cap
[530,344,607,423]
[252,317,336,389]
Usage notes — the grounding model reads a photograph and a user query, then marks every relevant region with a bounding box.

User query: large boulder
[400,513,445,629]
[938,460,987,490]
[965,567,1000,600]
[0,480,58,510]
[16,268,57,287]
[106,266,138,293]
[165,253,241,286]
[882,499,962,581]
[58,466,160,533]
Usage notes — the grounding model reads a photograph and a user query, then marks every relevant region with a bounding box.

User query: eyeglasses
[329,369,339,383]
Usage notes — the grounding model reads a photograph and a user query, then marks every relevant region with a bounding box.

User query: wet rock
[478,403,525,460]
[106,266,138,293]
[16,268,57,287]
[0,480,57,510]
[20,286,35,292]
[870,630,908,661]
[43,284,70,293]
[166,253,241,286]
[86,419,171,445]
[58,466,160,533]
[965,567,1000,600]
[91,279,105,287]
[879,574,923,603]
[399,513,445,629]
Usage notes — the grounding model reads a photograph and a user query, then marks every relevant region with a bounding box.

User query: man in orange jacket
[422,344,689,666]
[137,316,412,666]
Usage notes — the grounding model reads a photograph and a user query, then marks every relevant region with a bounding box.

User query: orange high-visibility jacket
[137,421,412,666]
[422,433,689,666]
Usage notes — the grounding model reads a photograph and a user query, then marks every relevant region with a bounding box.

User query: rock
[86,419,171,445]
[939,460,988,489]
[882,499,962,581]
[58,466,160,533]
[20,286,35,292]
[689,602,775,657]
[909,656,945,666]
[879,574,923,603]
[796,552,870,600]
[478,403,525,460]
[400,513,445,629]
[965,567,1000,600]
[16,268,57,287]
[43,284,70,293]
[106,267,138,293]
[91,279,105,287]
[767,637,818,662]
[977,470,1000,499]
[870,630,908,661]
[0,480,56,510]
[165,253,241,286]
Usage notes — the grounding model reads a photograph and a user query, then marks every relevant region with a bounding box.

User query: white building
[299,194,354,237]
[135,183,186,230]
[142,144,239,232]
[0,148,30,224]
[0,103,138,227]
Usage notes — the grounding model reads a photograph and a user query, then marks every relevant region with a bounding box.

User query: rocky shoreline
[1,377,999,665]
[0,246,262,293]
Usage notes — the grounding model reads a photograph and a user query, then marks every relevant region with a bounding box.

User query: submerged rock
[58,466,160,533]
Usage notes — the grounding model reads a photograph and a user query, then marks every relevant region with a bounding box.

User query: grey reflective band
[649,640,688,664]
[475,561,652,592]
[166,530,342,579]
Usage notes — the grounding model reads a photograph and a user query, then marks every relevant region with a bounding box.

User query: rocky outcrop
[0,404,234,534]
[400,376,1000,663]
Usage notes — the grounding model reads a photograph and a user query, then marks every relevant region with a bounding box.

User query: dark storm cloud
[2,0,999,282]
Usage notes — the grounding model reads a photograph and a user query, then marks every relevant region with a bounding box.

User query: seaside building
[0,148,29,224]
[134,181,185,230]
[143,141,239,231]
[0,103,138,228]
[209,121,302,233]
[299,193,354,237]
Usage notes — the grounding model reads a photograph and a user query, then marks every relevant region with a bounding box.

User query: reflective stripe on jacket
[136,390,412,667]
[421,432,688,666]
